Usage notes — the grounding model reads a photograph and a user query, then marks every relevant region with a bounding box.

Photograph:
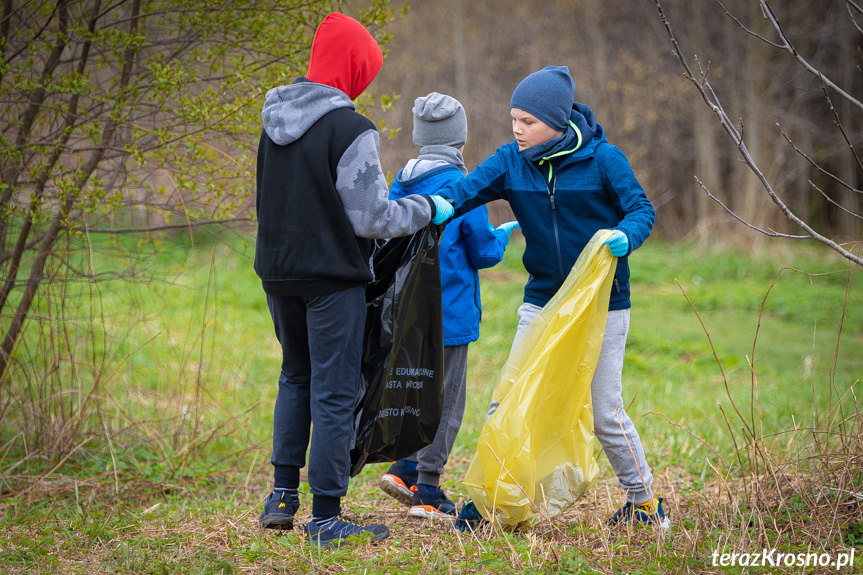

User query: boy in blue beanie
[380,92,519,519]
[429,66,668,529]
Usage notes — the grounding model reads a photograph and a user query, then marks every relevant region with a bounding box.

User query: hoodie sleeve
[335,129,434,239]
[596,143,655,256]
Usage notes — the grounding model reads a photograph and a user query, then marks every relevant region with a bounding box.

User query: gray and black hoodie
[254,79,436,296]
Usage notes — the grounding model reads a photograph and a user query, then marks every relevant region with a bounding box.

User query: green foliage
[844,519,863,547]
[0,0,401,455]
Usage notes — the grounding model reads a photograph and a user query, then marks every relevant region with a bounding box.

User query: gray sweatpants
[407,344,468,487]
[488,304,654,504]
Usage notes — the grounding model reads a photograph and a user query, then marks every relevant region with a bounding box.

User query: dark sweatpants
[266,286,366,518]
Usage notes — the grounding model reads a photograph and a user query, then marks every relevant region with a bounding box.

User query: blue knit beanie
[510,65,575,132]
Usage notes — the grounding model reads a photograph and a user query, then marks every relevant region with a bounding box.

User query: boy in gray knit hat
[379,92,519,519]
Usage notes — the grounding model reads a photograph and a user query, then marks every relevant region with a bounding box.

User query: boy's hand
[602,230,629,256]
[496,221,520,244]
[430,196,454,224]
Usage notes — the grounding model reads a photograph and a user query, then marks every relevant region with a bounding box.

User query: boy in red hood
[254,12,448,547]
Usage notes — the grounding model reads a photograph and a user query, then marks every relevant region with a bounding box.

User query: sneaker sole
[379,474,414,506]
[409,505,456,520]
[305,530,390,547]
[260,515,294,530]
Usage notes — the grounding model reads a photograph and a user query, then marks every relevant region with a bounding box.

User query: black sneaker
[453,499,487,533]
[304,516,390,547]
[607,497,670,530]
[379,459,419,506]
[408,484,456,519]
[259,491,299,530]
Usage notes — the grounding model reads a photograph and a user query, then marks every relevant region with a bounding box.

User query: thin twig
[777,123,863,196]
[693,176,809,238]
[819,74,863,175]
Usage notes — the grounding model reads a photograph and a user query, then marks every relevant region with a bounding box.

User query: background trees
[1,0,859,467]
[0,0,396,453]
[371,0,862,254]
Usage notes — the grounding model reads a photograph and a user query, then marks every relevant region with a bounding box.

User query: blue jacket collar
[392,164,463,197]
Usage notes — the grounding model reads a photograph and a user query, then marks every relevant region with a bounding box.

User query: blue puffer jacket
[438,120,655,310]
[390,164,508,346]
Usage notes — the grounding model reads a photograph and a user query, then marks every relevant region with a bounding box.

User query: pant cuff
[417,472,441,487]
[273,465,300,489]
[624,488,653,504]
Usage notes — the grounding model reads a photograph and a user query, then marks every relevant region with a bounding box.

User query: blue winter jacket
[437,123,654,310]
[390,165,508,346]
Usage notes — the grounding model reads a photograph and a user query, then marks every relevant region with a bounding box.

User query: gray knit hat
[412,92,467,148]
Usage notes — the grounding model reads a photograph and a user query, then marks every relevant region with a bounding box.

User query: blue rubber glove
[602,230,629,257]
[430,195,454,224]
[495,221,520,244]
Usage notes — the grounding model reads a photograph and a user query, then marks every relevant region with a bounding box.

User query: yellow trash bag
[463,230,617,529]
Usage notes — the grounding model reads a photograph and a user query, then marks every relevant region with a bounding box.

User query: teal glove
[430,195,454,224]
[496,221,520,244]
[602,230,629,257]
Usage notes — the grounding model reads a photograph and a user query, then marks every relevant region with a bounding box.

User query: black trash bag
[350,224,445,476]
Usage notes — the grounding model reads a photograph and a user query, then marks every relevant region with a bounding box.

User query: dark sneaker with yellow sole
[607,497,670,530]
[259,490,299,530]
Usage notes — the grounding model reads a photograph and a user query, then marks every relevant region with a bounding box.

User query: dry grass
[3,445,859,574]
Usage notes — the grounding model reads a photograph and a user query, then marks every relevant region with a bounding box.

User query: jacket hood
[570,102,597,148]
[392,164,463,199]
[261,79,354,145]
[307,12,383,100]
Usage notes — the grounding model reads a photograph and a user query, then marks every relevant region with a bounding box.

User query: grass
[0,231,861,573]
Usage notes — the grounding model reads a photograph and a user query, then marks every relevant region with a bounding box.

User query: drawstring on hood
[306,12,383,100]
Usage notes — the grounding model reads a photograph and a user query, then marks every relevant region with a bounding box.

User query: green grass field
[1,231,860,573]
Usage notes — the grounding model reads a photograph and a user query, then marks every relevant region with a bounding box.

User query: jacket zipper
[547,173,566,283]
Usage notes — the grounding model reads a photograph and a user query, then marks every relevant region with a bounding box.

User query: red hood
[306,13,383,100]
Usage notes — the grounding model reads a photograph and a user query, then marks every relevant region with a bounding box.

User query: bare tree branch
[714,0,784,48]
[655,0,863,267]
[809,180,863,221]
[819,74,863,176]
[847,2,863,34]
[716,0,863,112]
[777,124,863,196]
[694,176,810,239]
